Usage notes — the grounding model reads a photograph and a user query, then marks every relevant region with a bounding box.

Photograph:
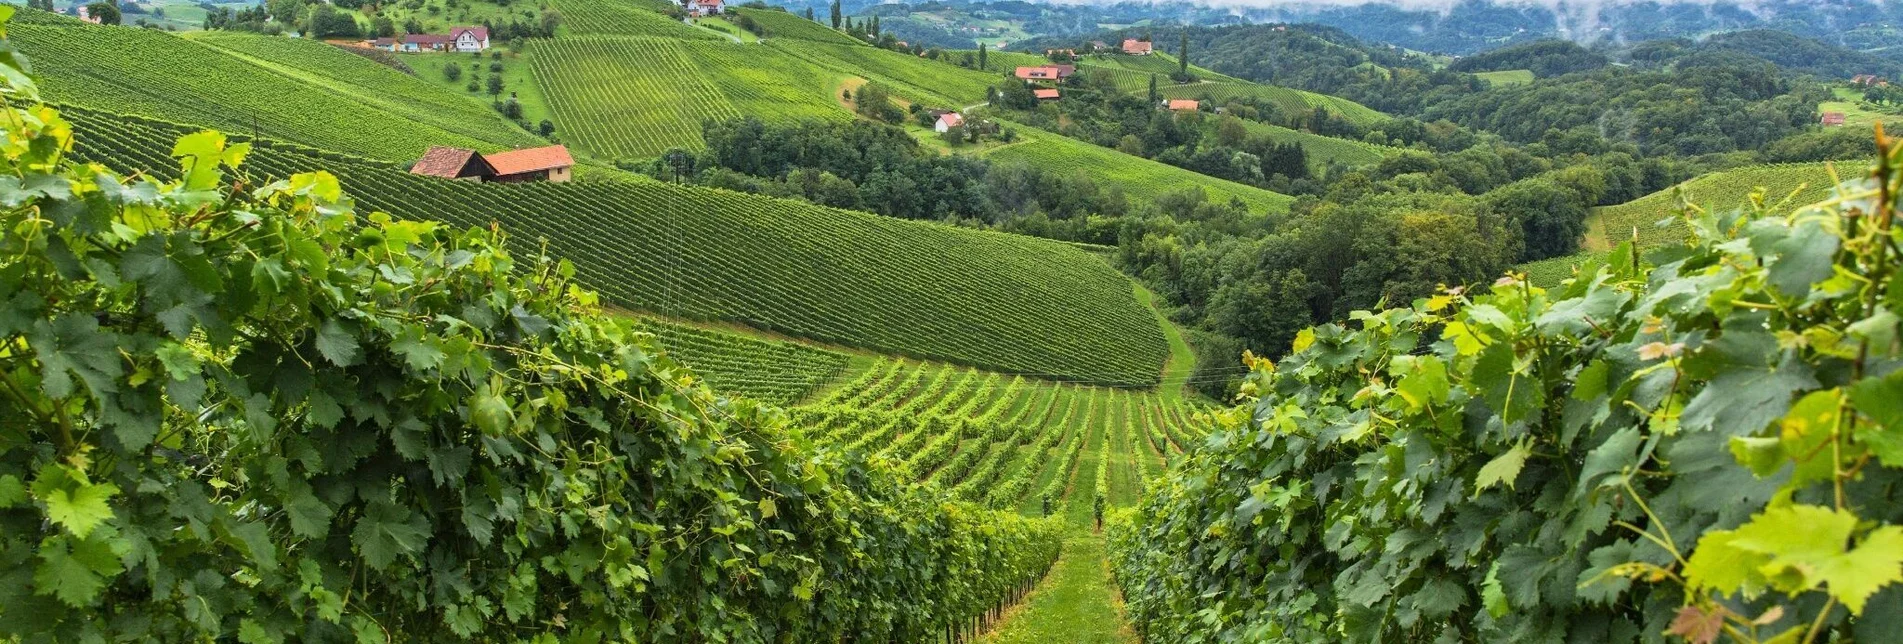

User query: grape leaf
[1680,355,1816,436]
[352,501,430,570]
[1849,372,1903,468]
[1474,440,1530,494]
[32,464,118,539]
[33,534,123,607]
[315,318,361,367]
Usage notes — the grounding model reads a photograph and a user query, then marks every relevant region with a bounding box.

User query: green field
[1157,82,1388,127]
[732,7,862,46]
[67,106,1171,386]
[1078,52,1243,84]
[1234,118,1395,170]
[770,40,998,107]
[1474,69,1534,86]
[528,36,851,160]
[1524,162,1848,286]
[14,22,541,161]
[984,124,1298,215]
[549,0,719,39]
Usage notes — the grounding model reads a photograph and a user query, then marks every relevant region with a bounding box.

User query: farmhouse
[486,145,576,183]
[690,0,725,17]
[1013,65,1075,81]
[1167,99,1200,112]
[1033,88,1060,101]
[408,145,574,183]
[1821,112,1847,127]
[408,146,497,181]
[1852,74,1887,87]
[1122,39,1153,55]
[934,112,965,133]
[369,26,489,53]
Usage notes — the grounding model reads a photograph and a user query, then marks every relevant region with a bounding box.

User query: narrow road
[981,530,1138,644]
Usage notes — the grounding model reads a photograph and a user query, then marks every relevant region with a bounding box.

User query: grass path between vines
[979,530,1138,644]
[1136,283,1195,403]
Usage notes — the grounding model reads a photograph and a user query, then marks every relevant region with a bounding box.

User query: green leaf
[1394,355,1450,411]
[285,486,335,539]
[470,388,514,437]
[1680,355,1816,436]
[1850,371,1903,468]
[352,501,430,570]
[315,319,362,367]
[33,534,123,607]
[1766,219,1838,298]
[391,329,446,373]
[1715,505,1903,614]
[0,474,24,507]
[1685,529,1757,597]
[1481,563,1509,618]
[1575,427,1641,494]
[31,313,123,400]
[1474,440,1530,494]
[32,464,118,539]
[1471,342,1542,425]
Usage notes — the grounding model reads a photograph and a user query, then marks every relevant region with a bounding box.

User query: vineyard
[985,124,1298,215]
[769,40,999,107]
[187,31,546,150]
[1235,118,1395,171]
[791,358,1213,513]
[62,106,1171,386]
[12,22,533,161]
[0,82,1064,640]
[731,7,863,46]
[548,0,720,39]
[1156,81,1390,128]
[1474,69,1535,86]
[678,40,854,123]
[632,318,853,406]
[1112,144,1903,641]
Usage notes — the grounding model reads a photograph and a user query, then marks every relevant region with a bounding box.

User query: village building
[369,26,489,53]
[1013,65,1075,82]
[408,145,573,183]
[690,0,725,17]
[1852,74,1889,87]
[1821,112,1847,127]
[409,146,498,181]
[75,5,103,23]
[1033,88,1060,101]
[934,112,965,133]
[1167,99,1200,112]
[1122,39,1153,55]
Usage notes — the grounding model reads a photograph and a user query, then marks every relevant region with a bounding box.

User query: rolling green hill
[731,7,862,46]
[1234,119,1394,171]
[1474,69,1534,87]
[66,106,1170,386]
[770,40,998,107]
[634,318,852,405]
[13,21,542,162]
[983,124,1297,215]
[1522,162,1846,286]
[1157,82,1388,127]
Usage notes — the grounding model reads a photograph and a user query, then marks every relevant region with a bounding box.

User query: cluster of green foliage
[1110,140,1903,642]
[62,105,1170,387]
[1153,83,1388,130]
[631,319,851,406]
[1447,40,1607,78]
[11,20,540,162]
[0,26,1065,641]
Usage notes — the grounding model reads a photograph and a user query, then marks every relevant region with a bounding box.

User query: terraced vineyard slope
[16,21,540,161]
[633,318,852,406]
[65,106,1170,386]
[550,0,720,39]
[731,7,862,45]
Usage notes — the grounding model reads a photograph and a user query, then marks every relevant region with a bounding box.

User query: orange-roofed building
[1821,112,1847,127]
[409,146,495,180]
[935,112,965,133]
[1122,39,1153,55]
[1033,88,1060,101]
[1167,99,1199,112]
[484,145,575,183]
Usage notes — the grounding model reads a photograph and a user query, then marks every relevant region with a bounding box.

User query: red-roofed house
[1014,65,1076,82]
[1122,39,1153,55]
[409,146,496,180]
[485,145,575,183]
[934,112,965,133]
[368,27,488,52]
[1033,88,1060,101]
[1821,112,1847,127]
[449,26,490,52]
[691,0,725,16]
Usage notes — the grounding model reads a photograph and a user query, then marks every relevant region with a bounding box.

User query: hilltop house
[1013,65,1075,82]
[690,0,724,16]
[1122,39,1153,55]
[1821,112,1847,127]
[369,26,489,53]
[1167,99,1199,112]
[1852,74,1888,87]
[409,145,573,183]
[934,112,964,133]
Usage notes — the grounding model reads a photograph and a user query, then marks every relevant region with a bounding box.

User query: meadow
[984,124,1298,215]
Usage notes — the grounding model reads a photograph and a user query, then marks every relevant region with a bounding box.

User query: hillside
[549,0,720,39]
[12,20,544,161]
[983,123,1298,215]
[731,7,861,45]
[65,105,1170,386]
[1155,81,1387,128]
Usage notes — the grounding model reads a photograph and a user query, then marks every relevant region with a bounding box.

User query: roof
[1821,112,1847,124]
[450,26,489,41]
[1033,88,1060,99]
[485,145,575,176]
[1122,39,1152,54]
[937,112,964,127]
[405,34,452,45]
[1053,64,1076,77]
[1168,99,1199,111]
[410,146,489,178]
[695,0,723,5]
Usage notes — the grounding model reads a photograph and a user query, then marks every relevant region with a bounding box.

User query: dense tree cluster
[1446,39,1607,77]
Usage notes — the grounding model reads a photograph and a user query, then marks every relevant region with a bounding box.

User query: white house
[690,0,724,17]
[934,112,964,133]
[449,26,490,52]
